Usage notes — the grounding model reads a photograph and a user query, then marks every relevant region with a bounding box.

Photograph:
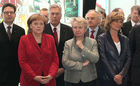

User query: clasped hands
[114,74,123,85]
[34,75,53,84]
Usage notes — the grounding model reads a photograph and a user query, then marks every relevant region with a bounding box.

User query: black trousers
[65,80,96,86]
[56,74,64,86]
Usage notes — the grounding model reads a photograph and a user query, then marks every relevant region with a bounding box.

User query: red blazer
[18,33,59,86]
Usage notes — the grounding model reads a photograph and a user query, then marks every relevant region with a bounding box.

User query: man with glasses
[0,3,25,86]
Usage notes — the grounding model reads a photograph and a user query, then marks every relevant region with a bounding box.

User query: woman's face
[72,21,86,38]
[110,20,123,31]
[30,20,45,34]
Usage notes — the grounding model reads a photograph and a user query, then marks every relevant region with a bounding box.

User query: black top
[38,43,41,47]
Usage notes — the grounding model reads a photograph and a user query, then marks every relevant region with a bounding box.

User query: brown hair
[104,12,124,31]
[131,5,140,13]
[27,14,46,32]
[2,3,16,13]
[40,8,48,11]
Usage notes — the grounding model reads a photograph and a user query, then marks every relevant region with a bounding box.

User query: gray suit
[62,37,99,83]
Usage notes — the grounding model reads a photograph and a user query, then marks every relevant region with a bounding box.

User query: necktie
[90,30,94,39]
[53,28,58,45]
[7,26,11,39]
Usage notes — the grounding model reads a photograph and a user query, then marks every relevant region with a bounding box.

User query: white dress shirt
[50,23,61,43]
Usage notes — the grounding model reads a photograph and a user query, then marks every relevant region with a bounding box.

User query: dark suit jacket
[129,25,140,84]
[44,23,73,68]
[97,31,131,81]
[0,22,25,85]
[122,21,132,37]
[85,26,105,40]
[44,23,73,86]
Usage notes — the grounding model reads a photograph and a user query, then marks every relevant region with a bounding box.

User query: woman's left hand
[41,75,53,84]
[114,74,123,85]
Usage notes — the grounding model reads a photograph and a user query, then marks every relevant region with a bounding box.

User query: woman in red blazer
[18,14,59,86]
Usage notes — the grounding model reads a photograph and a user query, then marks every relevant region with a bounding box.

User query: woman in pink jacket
[18,14,59,86]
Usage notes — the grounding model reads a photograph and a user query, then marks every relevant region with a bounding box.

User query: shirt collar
[3,22,13,30]
[131,20,137,27]
[89,26,99,32]
[50,23,60,31]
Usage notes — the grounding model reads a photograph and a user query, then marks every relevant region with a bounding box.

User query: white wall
[108,0,140,22]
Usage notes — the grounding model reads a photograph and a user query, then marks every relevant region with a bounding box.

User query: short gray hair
[85,9,102,22]
[49,4,62,13]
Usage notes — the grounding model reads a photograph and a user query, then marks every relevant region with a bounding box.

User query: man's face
[131,9,139,23]
[86,11,100,29]
[2,6,16,25]
[49,7,61,27]
[40,10,49,23]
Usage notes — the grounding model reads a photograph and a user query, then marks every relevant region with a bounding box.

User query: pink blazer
[18,33,59,86]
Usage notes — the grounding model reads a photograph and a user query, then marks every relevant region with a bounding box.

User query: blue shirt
[89,26,99,38]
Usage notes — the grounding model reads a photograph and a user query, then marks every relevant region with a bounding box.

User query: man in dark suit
[122,5,140,86]
[85,9,104,86]
[0,3,25,86]
[122,5,140,37]
[129,10,140,86]
[44,4,73,86]
[85,9,104,40]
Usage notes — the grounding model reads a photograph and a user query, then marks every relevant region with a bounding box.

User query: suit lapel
[59,24,64,46]
[45,23,58,47]
[129,21,132,27]
[107,31,120,56]
[45,24,54,35]
[0,22,10,41]
[10,24,18,41]
[85,28,89,37]
[96,27,103,37]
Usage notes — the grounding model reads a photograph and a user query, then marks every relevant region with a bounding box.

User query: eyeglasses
[3,11,15,15]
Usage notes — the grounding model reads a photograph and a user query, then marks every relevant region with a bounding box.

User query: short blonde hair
[27,14,46,32]
[104,12,124,31]
[71,17,88,30]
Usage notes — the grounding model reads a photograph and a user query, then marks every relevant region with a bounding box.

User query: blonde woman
[97,12,131,86]
[62,17,99,86]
